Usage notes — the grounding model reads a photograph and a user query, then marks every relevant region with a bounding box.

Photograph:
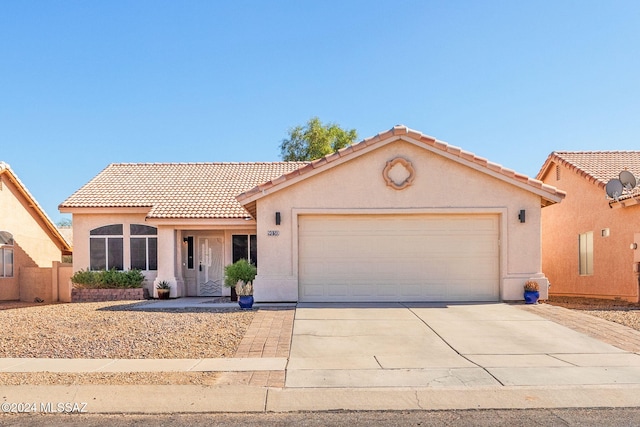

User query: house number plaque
[267,230,280,236]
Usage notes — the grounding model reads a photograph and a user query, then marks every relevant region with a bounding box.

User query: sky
[2,1,639,223]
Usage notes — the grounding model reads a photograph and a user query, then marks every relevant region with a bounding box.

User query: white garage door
[298,214,499,302]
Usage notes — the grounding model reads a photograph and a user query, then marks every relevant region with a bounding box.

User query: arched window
[130,224,157,271]
[0,231,14,278]
[90,224,123,270]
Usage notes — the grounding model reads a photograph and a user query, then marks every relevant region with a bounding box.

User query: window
[185,236,194,269]
[0,231,14,278]
[232,234,257,266]
[90,225,123,270]
[130,224,157,271]
[579,231,593,275]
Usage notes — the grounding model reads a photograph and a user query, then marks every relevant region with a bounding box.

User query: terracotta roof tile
[60,162,307,219]
[537,151,640,199]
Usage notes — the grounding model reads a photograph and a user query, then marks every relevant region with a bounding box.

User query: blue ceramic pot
[238,295,254,309]
[524,290,539,304]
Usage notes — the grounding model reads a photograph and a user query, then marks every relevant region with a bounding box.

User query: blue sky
[2,1,639,223]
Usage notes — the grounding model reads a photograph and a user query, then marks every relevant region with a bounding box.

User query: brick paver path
[221,308,294,388]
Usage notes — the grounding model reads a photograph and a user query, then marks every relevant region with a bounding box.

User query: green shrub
[224,259,257,288]
[71,269,145,289]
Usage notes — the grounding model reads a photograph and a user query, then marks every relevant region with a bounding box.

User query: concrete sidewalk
[2,301,640,413]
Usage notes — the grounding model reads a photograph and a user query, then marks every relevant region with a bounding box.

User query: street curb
[2,385,640,414]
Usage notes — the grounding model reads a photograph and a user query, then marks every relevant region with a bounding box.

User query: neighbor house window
[579,231,593,275]
[232,234,257,266]
[0,231,14,278]
[130,224,157,271]
[90,224,123,270]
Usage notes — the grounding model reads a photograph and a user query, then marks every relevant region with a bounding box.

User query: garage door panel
[299,215,499,302]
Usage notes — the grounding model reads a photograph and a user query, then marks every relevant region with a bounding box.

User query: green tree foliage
[56,218,72,227]
[280,117,358,161]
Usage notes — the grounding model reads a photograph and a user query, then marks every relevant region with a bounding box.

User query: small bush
[71,269,145,289]
[224,259,257,288]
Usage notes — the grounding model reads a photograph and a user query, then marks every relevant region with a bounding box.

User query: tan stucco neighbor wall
[253,139,547,302]
[540,162,639,302]
[0,172,65,300]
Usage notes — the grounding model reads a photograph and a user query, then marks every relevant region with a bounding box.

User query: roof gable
[237,125,566,215]
[537,151,640,202]
[0,162,72,253]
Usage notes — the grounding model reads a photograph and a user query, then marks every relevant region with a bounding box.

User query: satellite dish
[606,179,624,200]
[619,170,637,191]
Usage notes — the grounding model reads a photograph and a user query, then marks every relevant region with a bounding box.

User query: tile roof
[537,151,640,199]
[59,162,308,219]
[0,162,72,253]
[237,125,566,209]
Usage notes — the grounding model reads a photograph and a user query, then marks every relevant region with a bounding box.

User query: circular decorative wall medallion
[383,157,415,190]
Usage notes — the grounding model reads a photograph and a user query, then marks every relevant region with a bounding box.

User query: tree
[56,218,72,227]
[280,117,358,161]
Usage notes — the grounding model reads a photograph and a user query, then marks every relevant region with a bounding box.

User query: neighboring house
[537,151,640,302]
[60,126,565,302]
[0,162,72,301]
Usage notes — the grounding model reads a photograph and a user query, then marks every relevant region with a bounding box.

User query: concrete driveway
[286,303,640,388]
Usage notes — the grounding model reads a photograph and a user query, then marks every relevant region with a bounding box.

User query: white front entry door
[197,236,223,297]
[298,214,500,302]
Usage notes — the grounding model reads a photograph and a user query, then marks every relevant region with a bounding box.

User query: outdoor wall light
[518,209,526,223]
[631,243,638,250]
[275,212,281,225]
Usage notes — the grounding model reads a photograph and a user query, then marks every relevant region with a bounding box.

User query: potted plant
[523,280,540,304]
[224,259,256,309]
[156,280,171,300]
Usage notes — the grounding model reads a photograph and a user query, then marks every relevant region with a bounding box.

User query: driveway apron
[286,303,640,388]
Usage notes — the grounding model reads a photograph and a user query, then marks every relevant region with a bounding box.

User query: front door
[197,236,223,297]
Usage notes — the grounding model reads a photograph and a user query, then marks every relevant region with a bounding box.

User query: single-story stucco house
[537,151,640,302]
[0,162,73,301]
[59,126,565,302]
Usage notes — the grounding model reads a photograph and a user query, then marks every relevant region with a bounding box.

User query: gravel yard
[0,301,254,359]
[0,300,254,385]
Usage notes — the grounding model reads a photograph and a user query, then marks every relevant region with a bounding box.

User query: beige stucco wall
[0,174,64,300]
[253,139,547,302]
[71,212,158,293]
[71,211,258,297]
[540,162,639,302]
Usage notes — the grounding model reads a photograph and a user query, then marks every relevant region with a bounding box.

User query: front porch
[153,227,257,299]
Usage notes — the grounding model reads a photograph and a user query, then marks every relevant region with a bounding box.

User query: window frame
[0,231,14,278]
[232,234,257,267]
[89,225,124,271]
[578,231,594,276]
[129,224,158,271]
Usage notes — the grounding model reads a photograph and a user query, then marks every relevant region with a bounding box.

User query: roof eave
[1,166,72,253]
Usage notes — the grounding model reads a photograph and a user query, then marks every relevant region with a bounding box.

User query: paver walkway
[221,307,295,387]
